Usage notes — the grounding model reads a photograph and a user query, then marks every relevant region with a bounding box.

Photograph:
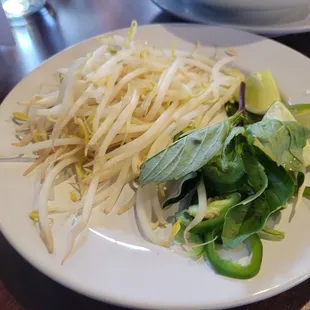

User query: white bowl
[195,0,310,24]
[201,0,309,10]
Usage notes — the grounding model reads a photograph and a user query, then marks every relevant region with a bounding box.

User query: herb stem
[238,82,246,115]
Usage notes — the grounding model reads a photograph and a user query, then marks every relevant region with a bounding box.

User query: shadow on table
[1,232,310,310]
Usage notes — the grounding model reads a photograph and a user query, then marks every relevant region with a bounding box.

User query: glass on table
[1,0,46,19]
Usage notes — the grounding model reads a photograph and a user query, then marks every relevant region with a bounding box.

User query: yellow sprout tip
[13,112,28,121]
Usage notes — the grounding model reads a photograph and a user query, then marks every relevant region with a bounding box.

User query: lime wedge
[294,112,310,128]
[264,101,310,167]
[287,104,310,128]
[242,71,281,115]
[263,100,295,121]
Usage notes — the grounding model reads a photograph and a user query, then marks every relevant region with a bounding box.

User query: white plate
[153,0,310,36]
[1,24,310,310]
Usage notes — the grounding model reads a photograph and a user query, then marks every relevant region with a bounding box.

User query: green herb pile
[139,78,310,279]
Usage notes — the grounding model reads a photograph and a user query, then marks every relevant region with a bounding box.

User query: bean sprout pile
[7,22,243,261]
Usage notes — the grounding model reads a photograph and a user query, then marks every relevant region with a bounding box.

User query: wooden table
[1,1,310,309]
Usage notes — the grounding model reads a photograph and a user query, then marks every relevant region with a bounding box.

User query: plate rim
[1,23,310,310]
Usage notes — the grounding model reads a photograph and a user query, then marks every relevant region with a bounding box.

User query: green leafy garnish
[140,117,309,185]
[246,120,310,171]
[222,149,294,248]
[139,77,310,280]
[201,127,247,194]
[140,120,231,184]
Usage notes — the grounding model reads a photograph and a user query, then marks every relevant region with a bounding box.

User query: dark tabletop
[1,1,310,309]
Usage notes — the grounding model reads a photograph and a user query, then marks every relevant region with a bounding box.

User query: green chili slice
[205,231,263,279]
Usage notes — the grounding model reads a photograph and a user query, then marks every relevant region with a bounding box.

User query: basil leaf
[222,149,294,248]
[257,149,295,208]
[202,127,248,194]
[243,149,267,193]
[246,119,310,172]
[203,155,245,186]
[140,120,230,184]
[221,151,268,247]
[223,197,269,248]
